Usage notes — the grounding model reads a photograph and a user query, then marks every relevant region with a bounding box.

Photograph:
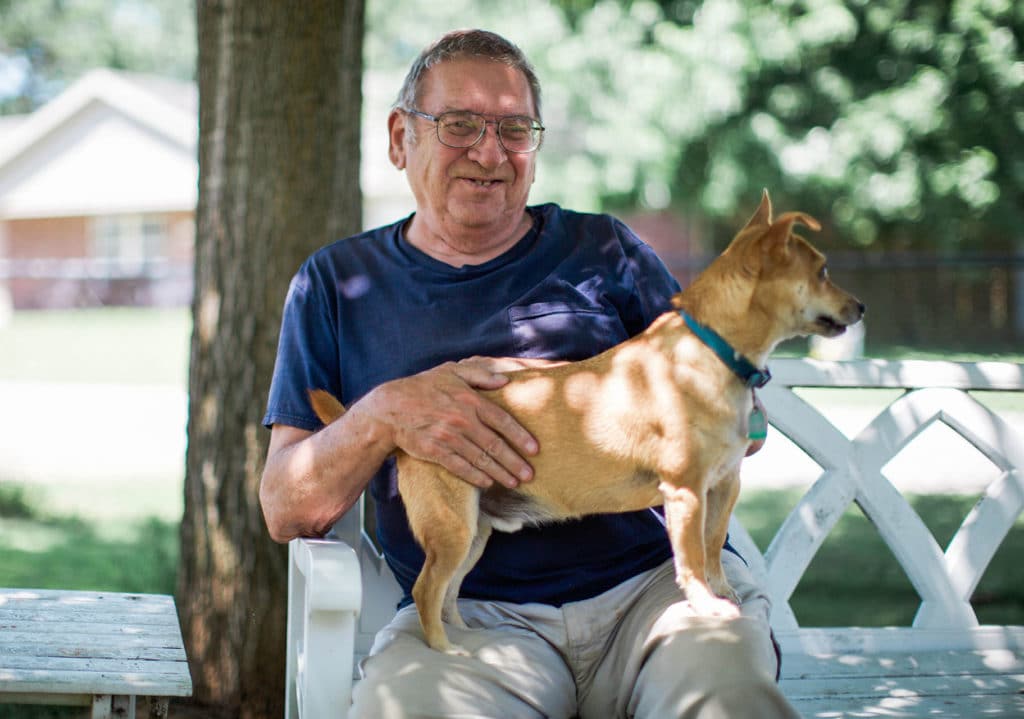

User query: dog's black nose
[858,301,866,316]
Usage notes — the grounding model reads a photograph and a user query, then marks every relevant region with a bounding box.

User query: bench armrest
[286,537,362,719]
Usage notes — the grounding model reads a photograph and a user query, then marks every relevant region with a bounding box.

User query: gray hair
[394,29,542,120]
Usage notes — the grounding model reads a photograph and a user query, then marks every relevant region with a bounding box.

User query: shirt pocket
[508,299,628,361]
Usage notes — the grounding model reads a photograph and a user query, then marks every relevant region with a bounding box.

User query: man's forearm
[259,402,393,542]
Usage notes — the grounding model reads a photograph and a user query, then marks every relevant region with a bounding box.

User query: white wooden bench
[285,358,1024,718]
[0,588,193,718]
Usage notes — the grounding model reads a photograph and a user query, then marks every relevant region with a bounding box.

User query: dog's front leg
[660,480,741,619]
[704,472,741,604]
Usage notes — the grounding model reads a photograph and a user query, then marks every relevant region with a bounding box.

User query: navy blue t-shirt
[264,202,682,607]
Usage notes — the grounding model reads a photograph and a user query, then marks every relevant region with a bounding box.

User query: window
[92,214,167,273]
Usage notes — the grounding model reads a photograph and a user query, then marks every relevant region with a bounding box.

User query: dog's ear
[742,189,773,231]
[773,211,821,235]
[764,211,822,264]
[729,190,775,277]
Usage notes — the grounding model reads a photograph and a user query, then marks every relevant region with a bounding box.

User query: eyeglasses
[405,108,544,153]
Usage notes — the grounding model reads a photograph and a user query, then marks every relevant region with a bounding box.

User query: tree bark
[178,1,364,716]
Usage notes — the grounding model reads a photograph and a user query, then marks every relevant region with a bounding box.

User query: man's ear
[387,109,407,169]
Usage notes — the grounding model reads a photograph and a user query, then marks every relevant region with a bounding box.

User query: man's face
[388,57,539,248]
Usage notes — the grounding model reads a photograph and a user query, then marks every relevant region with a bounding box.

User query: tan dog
[309,191,864,654]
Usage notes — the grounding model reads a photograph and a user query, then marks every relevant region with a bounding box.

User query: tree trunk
[178,1,364,716]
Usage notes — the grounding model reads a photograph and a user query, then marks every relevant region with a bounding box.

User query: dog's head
[729,191,865,340]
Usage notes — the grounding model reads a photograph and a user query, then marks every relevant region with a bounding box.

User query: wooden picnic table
[0,587,192,718]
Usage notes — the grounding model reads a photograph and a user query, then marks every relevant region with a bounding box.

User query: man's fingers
[451,359,510,390]
[437,452,496,490]
[426,433,521,490]
[475,395,538,455]
[466,424,533,485]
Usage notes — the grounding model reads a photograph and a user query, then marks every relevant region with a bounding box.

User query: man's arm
[259,358,539,543]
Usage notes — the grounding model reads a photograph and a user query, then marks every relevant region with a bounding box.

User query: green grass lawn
[0,307,191,385]
[0,485,178,595]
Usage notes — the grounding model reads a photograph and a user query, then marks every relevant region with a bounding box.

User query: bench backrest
[337,358,1024,662]
[728,358,1024,656]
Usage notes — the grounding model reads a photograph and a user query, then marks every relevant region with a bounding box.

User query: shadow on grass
[0,484,178,596]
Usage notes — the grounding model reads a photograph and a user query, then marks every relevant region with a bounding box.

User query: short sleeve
[262,258,343,430]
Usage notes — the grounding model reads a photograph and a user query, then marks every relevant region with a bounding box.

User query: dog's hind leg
[705,472,741,604]
[405,469,479,655]
[442,517,493,630]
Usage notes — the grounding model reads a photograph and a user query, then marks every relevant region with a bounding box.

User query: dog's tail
[308,388,347,425]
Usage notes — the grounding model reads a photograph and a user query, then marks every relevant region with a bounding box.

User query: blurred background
[0,1,1022,715]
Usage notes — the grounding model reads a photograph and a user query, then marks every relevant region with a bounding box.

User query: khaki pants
[351,551,801,719]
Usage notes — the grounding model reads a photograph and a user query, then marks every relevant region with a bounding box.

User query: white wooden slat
[0,634,186,660]
[0,589,177,611]
[776,625,1024,655]
[0,668,193,696]
[0,620,185,638]
[763,468,856,619]
[0,643,186,661]
[0,626,188,651]
[791,691,1024,719]
[780,647,1023,680]
[944,467,1024,602]
[0,607,180,626]
[782,672,1024,699]
[0,655,188,675]
[770,359,1024,391]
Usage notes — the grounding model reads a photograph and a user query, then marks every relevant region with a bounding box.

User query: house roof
[0,68,198,219]
[0,67,416,226]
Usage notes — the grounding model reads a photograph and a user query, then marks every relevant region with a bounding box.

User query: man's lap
[351,552,790,719]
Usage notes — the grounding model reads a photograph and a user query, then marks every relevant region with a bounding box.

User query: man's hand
[354,358,539,490]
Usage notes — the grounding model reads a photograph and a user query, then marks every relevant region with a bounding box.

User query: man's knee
[689,682,801,719]
[631,615,798,719]
[351,607,576,719]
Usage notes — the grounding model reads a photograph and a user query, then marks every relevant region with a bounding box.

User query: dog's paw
[443,643,471,657]
[691,593,742,619]
[710,579,741,607]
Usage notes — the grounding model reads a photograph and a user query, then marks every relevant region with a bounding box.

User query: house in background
[0,68,415,310]
[0,69,198,308]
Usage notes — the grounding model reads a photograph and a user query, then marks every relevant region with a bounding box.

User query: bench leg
[142,696,170,718]
[92,694,139,718]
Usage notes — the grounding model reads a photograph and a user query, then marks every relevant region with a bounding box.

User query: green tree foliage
[0,0,194,113]
[4,0,1020,252]
[545,0,1023,251]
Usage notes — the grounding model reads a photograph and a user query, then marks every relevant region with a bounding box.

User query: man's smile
[458,177,504,189]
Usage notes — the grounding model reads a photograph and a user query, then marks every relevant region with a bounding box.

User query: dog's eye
[818,265,829,282]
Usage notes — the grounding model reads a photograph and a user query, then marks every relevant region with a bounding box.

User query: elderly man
[260,28,799,719]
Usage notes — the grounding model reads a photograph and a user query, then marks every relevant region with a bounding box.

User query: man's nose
[467,123,507,166]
